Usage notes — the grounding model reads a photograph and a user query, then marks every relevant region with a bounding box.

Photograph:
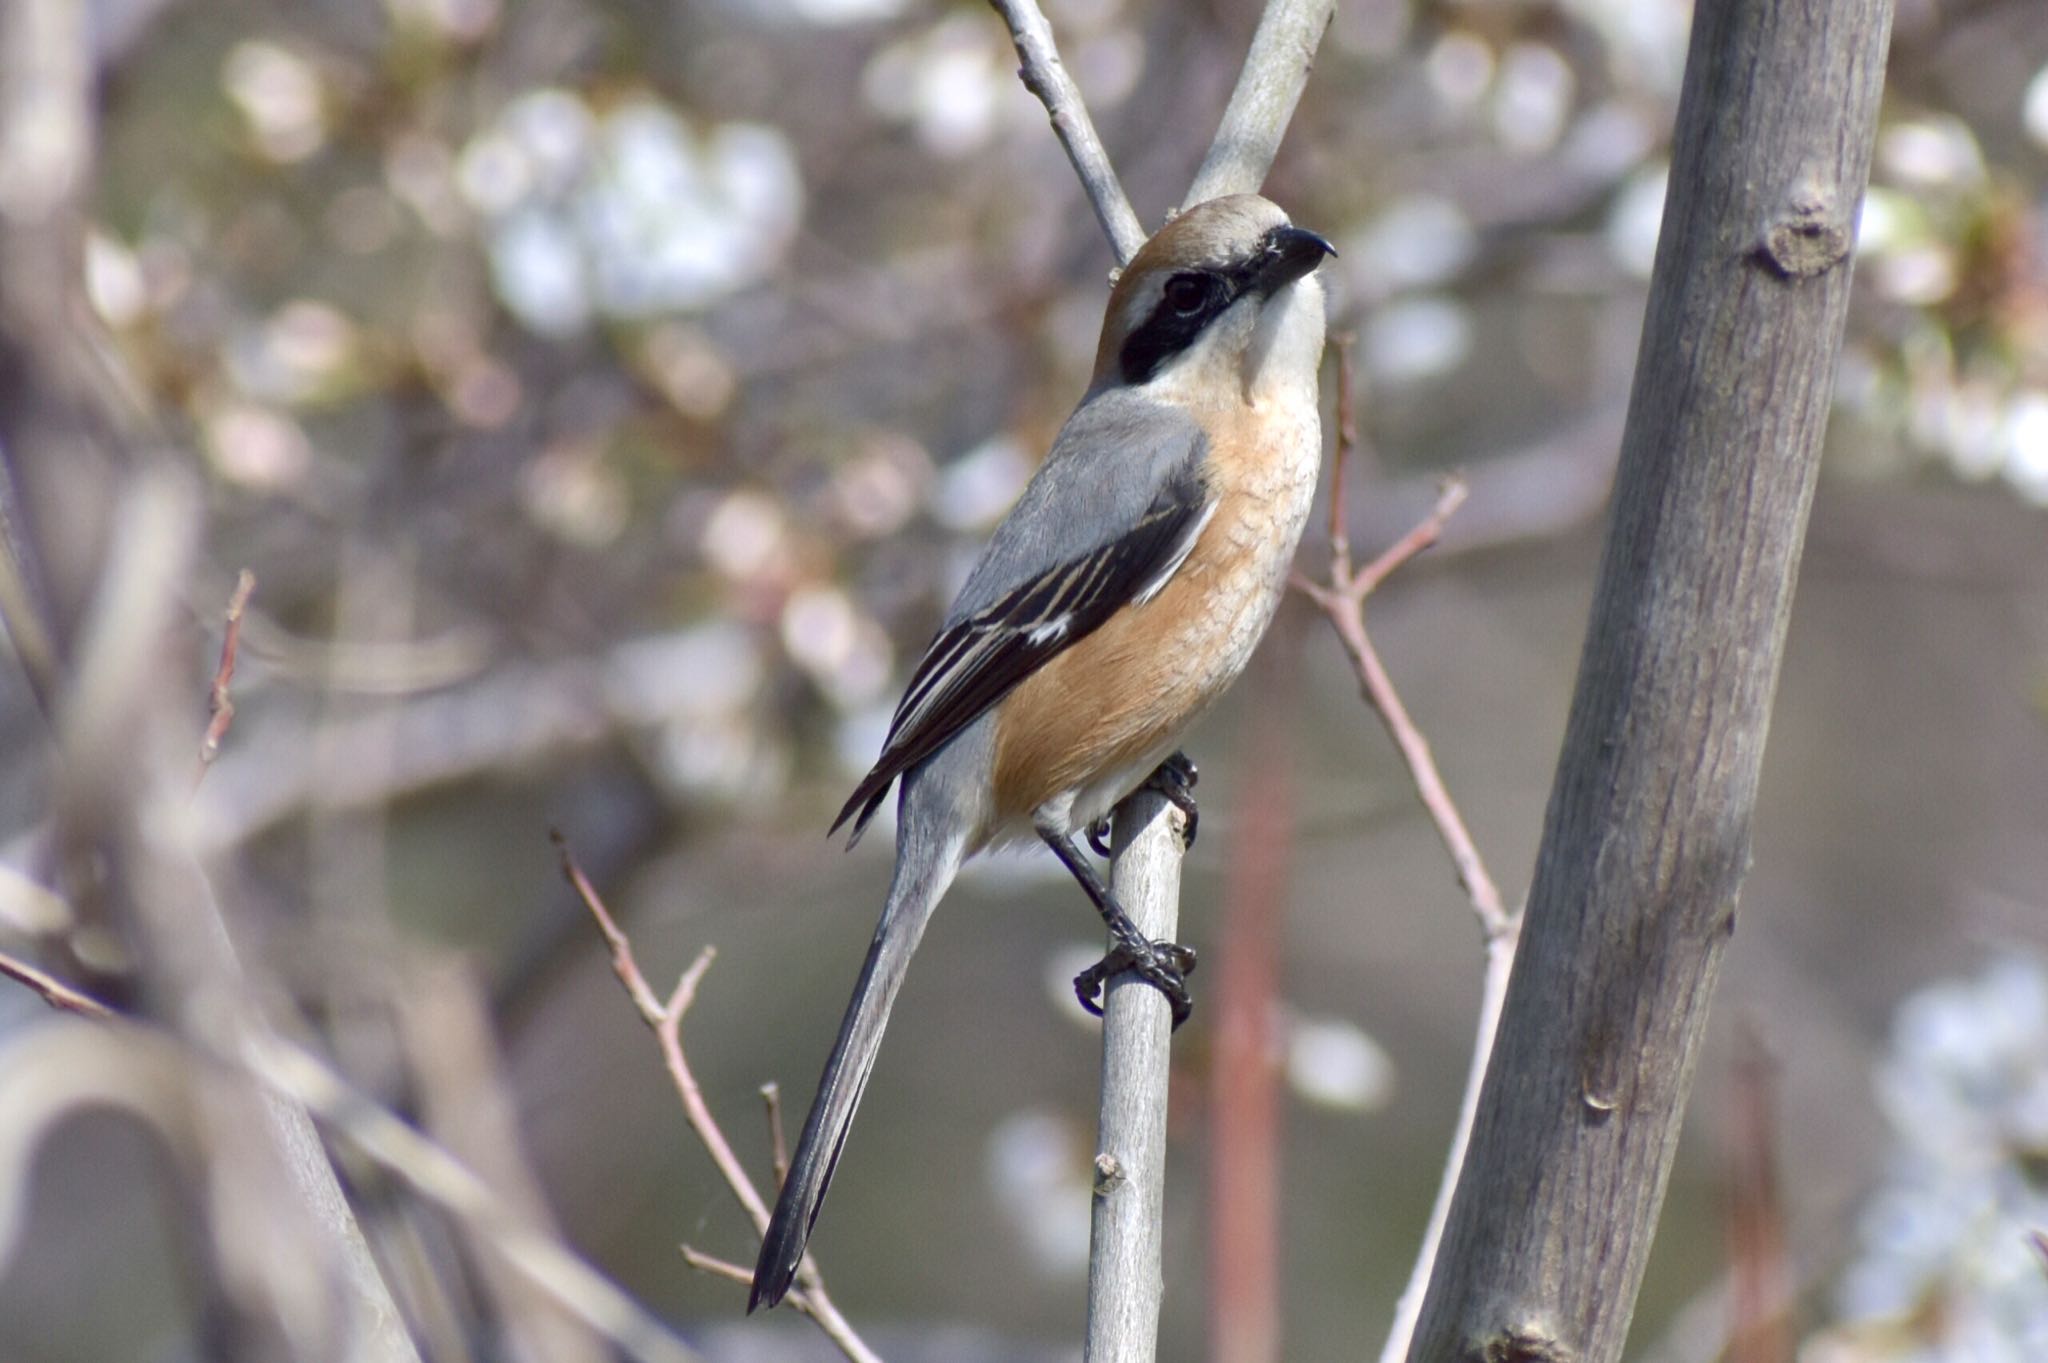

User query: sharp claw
[1074,939,1198,1027]
[1086,817,1114,859]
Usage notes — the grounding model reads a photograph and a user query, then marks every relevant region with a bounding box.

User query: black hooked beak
[1250,224,1336,298]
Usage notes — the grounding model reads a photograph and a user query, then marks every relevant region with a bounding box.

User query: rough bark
[1402,0,1894,1359]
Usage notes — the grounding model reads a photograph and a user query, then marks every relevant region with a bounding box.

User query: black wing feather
[832,465,1208,844]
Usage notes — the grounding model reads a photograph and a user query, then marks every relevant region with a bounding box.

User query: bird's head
[1089,194,1334,399]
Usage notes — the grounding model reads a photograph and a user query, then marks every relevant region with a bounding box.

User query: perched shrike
[751,194,1332,1311]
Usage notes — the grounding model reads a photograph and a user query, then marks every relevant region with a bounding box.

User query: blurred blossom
[456,131,537,217]
[1878,117,1986,191]
[933,435,1032,531]
[521,443,629,547]
[385,0,500,43]
[1073,29,1145,110]
[222,41,327,163]
[497,89,597,199]
[790,0,908,24]
[1562,103,1657,181]
[1286,1016,1395,1112]
[607,623,762,725]
[444,354,523,429]
[1491,43,1575,154]
[830,434,931,539]
[1874,245,1958,307]
[634,324,737,420]
[1343,195,1474,297]
[2001,394,2048,505]
[702,489,793,581]
[1937,381,2005,482]
[2026,65,2048,150]
[460,91,802,335]
[1361,297,1471,385]
[226,301,360,405]
[835,705,894,781]
[1605,164,1669,278]
[1856,188,1913,256]
[385,133,467,237]
[84,231,147,328]
[781,585,893,709]
[656,717,788,807]
[1046,0,1123,27]
[863,16,1012,157]
[202,403,314,490]
[985,1109,1090,1278]
[1426,31,1494,112]
[487,208,591,336]
[1808,954,2048,1363]
[1560,0,1690,96]
[0,863,71,936]
[1331,0,1410,59]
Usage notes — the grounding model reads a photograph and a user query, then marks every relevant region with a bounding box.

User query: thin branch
[553,834,883,1363]
[1375,920,1517,1363]
[1289,344,1520,1363]
[1184,0,1339,205]
[760,1083,790,1188]
[1084,791,1186,1363]
[0,946,115,1019]
[1294,481,1507,934]
[986,0,1146,264]
[196,568,255,782]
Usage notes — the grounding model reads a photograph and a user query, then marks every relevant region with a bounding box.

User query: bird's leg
[1085,750,1199,858]
[1039,829,1197,1028]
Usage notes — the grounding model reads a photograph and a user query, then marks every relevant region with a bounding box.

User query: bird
[750,193,1331,1312]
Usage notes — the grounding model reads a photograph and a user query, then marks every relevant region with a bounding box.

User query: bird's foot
[1144,750,1199,849]
[1084,751,1200,857]
[1074,937,1198,1028]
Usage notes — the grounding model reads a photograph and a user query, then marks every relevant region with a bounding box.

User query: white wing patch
[1132,500,1217,605]
[1026,616,1072,645]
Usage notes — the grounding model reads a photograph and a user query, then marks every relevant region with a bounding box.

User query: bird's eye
[1163,274,1208,316]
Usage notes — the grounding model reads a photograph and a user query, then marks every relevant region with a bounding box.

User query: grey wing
[832,395,1212,843]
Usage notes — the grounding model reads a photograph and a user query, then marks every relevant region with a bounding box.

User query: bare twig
[1293,431,1507,931]
[1289,344,1521,1363]
[196,568,255,781]
[761,1082,791,1187]
[986,0,1146,264]
[553,833,882,1363]
[1185,0,1339,205]
[0,946,115,1019]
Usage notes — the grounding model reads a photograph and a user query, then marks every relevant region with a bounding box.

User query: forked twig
[1289,339,1522,1363]
[553,833,882,1363]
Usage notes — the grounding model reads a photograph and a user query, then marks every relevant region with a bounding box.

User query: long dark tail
[749,812,963,1311]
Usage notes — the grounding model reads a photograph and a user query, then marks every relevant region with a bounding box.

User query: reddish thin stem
[196,568,255,784]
